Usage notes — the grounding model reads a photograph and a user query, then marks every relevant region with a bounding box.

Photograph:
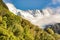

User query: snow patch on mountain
[3,1,60,29]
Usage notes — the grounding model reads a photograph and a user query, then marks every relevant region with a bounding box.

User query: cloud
[47,0,60,7]
[46,7,60,15]
[52,0,60,4]
[46,0,60,13]
[53,7,60,14]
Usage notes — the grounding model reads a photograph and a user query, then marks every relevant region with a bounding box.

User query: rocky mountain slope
[0,0,60,40]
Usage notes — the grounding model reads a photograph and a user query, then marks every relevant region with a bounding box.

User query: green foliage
[0,0,60,40]
[0,27,17,40]
[46,28,54,34]
[0,16,2,23]
[0,0,8,9]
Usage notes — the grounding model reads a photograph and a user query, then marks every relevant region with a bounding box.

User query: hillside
[0,0,60,40]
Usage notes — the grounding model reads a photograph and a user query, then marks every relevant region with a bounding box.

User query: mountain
[0,0,60,40]
[4,2,60,29]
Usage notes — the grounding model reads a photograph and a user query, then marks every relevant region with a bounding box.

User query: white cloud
[53,7,60,14]
[52,0,60,4]
[46,0,60,14]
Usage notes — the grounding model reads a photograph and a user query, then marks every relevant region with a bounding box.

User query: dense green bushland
[0,0,60,40]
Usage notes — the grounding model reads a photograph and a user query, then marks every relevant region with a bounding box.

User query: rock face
[45,23,60,34]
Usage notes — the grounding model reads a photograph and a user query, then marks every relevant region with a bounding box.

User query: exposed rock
[45,23,60,34]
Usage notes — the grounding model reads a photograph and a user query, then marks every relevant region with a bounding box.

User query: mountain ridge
[4,2,60,29]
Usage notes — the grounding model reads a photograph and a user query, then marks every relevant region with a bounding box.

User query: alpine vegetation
[0,0,60,40]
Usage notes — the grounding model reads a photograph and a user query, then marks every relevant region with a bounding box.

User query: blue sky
[4,0,60,10]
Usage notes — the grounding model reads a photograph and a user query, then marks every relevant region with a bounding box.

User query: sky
[3,0,60,10]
